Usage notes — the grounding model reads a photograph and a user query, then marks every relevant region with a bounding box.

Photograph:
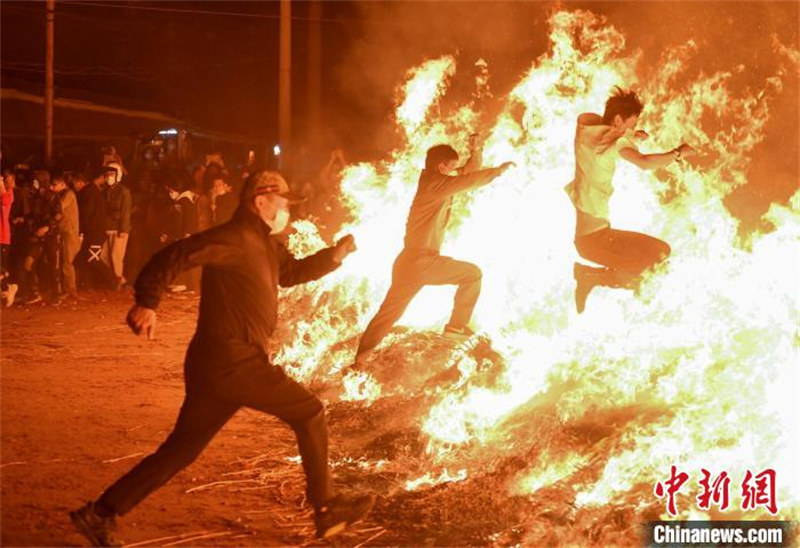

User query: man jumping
[565,87,696,313]
[70,171,373,546]
[351,138,514,370]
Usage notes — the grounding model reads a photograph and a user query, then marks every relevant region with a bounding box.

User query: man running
[566,87,696,313]
[70,171,373,546]
[351,138,514,369]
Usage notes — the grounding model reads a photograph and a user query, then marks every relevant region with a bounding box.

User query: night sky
[1,1,361,146]
[2,0,798,221]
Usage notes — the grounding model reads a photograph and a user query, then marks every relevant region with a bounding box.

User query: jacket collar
[233,207,273,239]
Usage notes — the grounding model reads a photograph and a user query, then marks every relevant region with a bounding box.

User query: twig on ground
[162,531,238,546]
[124,531,210,547]
[234,485,273,492]
[353,526,385,534]
[0,461,27,468]
[103,452,144,464]
[221,468,263,477]
[354,528,387,548]
[185,479,258,493]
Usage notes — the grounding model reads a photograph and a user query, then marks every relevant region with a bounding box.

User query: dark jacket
[78,183,108,245]
[403,162,503,253]
[106,182,132,233]
[135,208,340,376]
[32,189,62,239]
[214,192,237,226]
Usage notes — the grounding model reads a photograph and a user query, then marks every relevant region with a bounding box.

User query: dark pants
[60,232,80,296]
[0,244,11,290]
[98,343,332,515]
[76,237,114,290]
[356,249,482,357]
[23,235,59,300]
[575,227,671,288]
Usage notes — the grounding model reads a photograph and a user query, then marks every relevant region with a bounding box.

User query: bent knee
[658,241,671,261]
[652,240,671,266]
[288,398,326,431]
[641,240,671,272]
[465,263,482,281]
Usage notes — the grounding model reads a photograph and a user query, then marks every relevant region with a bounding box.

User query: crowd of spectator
[0,143,348,307]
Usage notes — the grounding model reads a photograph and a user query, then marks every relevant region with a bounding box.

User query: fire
[406,468,468,492]
[277,8,799,521]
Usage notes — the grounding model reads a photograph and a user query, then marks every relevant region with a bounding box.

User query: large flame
[277,9,799,523]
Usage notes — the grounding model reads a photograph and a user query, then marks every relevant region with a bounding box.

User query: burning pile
[269,9,798,546]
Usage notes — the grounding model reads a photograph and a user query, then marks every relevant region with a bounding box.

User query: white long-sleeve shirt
[565,117,638,238]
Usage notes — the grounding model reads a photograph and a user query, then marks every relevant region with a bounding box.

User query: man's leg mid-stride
[573,227,671,312]
[423,255,482,333]
[354,252,483,366]
[216,358,374,538]
[70,391,237,546]
[354,253,424,362]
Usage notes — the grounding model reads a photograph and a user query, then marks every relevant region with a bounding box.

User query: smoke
[331,1,549,154]
[332,1,799,224]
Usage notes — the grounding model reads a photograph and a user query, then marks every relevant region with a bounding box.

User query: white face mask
[265,207,290,234]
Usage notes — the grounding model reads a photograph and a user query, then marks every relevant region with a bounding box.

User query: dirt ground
[8,290,788,548]
[1,291,377,548]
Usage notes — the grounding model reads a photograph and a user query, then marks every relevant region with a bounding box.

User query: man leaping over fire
[70,171,373,547]
[566,87,697,313]
[349,137,514,371]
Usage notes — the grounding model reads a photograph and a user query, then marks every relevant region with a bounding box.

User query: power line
[2,57,269,76]
[2,65,153,81]
[57,0,397,26]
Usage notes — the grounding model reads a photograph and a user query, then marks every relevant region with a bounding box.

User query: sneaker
[443,324,476,340]
[69,502,123,547]
[4,284,18,307]
[24,293,43,305]
[314,493,375,538]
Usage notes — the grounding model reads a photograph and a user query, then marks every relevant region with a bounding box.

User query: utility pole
[307,0,321,149]
[45,0,55,165]
[279,0,291,164]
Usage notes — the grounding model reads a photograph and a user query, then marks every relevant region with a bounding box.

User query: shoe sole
[443,332,471,341]
[322,521,348,539]
[69,510,105,547]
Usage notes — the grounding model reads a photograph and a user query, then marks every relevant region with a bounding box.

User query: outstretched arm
[456,134,482,175]
[620,143,696,170]
[277,234,356,287]
[428,161,515,199]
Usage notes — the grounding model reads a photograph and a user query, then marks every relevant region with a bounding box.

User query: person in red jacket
[0,170,18,306]
[351,140,514,370]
